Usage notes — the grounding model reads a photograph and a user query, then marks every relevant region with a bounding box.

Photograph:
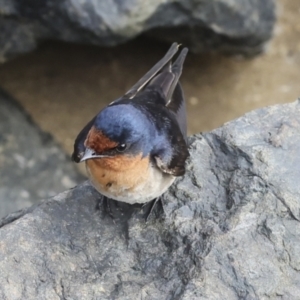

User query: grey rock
[1,100,300,299]
[0,0,276,62]
[0,88,84,219]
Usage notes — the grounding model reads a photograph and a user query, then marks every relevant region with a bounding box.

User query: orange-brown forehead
[84,127,117,153]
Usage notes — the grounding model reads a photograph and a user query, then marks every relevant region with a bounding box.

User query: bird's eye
[116,144,127,152]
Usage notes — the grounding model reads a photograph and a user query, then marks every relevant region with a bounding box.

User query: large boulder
[0,88,84,218]
[0,0,276,62]
[1,100,299,299]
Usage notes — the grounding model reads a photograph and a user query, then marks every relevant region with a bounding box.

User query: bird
[72,43,189,217]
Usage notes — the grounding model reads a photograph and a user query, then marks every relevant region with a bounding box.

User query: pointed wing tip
[124,42,182,98]
[171,42,179,49]
[172,48,189,71]
[181,47,189,56]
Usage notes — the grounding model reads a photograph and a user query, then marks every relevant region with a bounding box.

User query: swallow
[72,43,189,213]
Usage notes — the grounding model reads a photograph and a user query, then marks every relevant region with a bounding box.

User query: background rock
[0,0,276,62]
[0,88,84,219]
[1,100,300,299]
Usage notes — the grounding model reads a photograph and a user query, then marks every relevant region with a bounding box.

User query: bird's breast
[85,154,175,204]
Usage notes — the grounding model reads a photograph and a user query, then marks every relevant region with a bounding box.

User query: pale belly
[85,158,175,204]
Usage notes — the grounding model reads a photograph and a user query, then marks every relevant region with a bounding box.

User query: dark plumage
[72,43,189,205]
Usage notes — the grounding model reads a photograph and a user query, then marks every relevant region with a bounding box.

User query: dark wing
[147,47,189,176]
[106,43,180,107]
[72,116,96,162]
[146,47,188,139]
[164,48,188,142]
[154,114,189,177]
[124,42,180,99]
[168,82,187,142]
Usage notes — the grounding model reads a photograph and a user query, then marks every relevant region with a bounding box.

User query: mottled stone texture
[0,89,84,218]
[1,100,300,299]
[0,0,276,62]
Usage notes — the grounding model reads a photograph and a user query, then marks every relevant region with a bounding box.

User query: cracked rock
[1,100,300,299]
[0,0,276,62]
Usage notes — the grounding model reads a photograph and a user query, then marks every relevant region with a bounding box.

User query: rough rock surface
[0,88,84,219]
[0,0,276,62]
[1,100,300,299]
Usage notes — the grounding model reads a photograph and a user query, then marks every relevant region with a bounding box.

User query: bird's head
[79,104,154,162]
